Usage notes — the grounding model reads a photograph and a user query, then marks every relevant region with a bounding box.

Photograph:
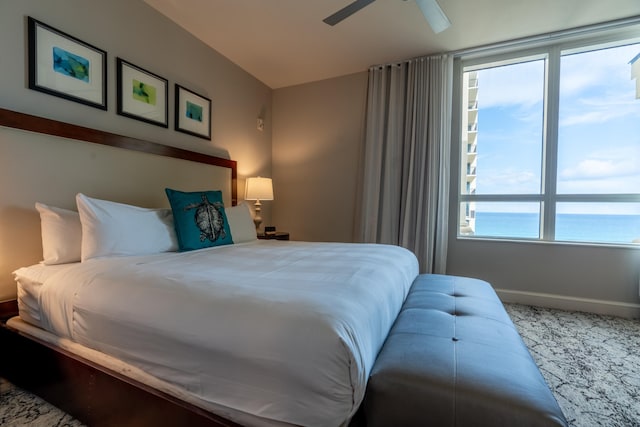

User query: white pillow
[76,193,178,261]
[226,202,257,243]
[35,203,82,265]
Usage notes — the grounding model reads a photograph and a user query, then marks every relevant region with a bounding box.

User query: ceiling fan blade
[323,0,376,26]
[416,0,451,33]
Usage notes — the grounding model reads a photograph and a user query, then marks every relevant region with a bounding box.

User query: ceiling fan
[323,0,451,34]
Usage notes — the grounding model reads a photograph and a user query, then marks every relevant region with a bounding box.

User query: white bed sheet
[14,263,75,329]
[24,240,419,427]
[6,316,293,427]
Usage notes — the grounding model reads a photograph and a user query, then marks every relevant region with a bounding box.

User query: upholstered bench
[363,274,567,427]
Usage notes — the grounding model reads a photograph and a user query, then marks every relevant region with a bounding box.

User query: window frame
[454,29,640,246]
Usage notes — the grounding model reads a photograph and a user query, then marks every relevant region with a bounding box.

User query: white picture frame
[28,17,107,110]
[175,84,212,140]
[117,58,168,127]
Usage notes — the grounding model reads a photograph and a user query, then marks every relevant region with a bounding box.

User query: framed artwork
[28,17,107,110]
[175,84,211,140]
[117,58,168,127]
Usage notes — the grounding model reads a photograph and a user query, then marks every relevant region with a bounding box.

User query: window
[459,36,640,245]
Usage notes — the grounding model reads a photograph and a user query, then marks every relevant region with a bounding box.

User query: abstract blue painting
[53,46,89,82]
[186,101,203,122]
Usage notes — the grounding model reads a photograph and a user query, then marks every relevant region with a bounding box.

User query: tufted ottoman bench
[363,274,567,427]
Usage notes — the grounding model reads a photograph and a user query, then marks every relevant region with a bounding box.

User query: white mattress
[14,262,74,329]
[5,316,293,427]
[14,240,418,426]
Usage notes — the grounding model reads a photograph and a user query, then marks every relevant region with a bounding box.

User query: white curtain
[355,54,453,274]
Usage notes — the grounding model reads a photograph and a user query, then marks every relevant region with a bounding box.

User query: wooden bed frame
[0,108,245,426]
[0,108,238,204]
[0,302,240,426]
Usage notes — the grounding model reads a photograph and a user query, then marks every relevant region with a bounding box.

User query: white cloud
[560,108,633,126]
[474,43,640,112]
[559,145,640,181]
[559,111,603,127]
[560,88,639,127]
[557,175,640,194]
[560,44,640,98]
[477,169,540,194]
[476,60,544,109]
[558,145,640,193]
[560,158,633,179]
[473,202,540,214]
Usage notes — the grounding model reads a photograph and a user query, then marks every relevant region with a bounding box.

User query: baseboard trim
[496,289,640,319]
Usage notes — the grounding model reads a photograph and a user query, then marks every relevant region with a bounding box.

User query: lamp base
[253,200,263,232]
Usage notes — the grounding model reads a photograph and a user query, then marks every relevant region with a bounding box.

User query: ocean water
[473,212,640,244]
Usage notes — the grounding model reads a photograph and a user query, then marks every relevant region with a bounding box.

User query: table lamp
[245,177,274,231]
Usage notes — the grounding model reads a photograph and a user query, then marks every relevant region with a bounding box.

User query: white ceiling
[144,0,640,89]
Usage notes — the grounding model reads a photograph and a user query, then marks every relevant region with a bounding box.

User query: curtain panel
[356,54,453,274]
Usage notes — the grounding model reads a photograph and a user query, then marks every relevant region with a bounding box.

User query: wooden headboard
[0,108,237,301]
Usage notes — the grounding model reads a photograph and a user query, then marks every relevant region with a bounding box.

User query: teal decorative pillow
[165,188,234,251]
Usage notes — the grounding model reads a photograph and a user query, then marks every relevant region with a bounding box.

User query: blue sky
[472,42,640,214]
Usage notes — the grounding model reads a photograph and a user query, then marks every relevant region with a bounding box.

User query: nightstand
[0,300,18,323]
[257,232,290,241]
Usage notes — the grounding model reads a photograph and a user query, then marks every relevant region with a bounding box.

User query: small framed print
[28,17,107,110]
[175,84,211,140]
[117,58,168,127]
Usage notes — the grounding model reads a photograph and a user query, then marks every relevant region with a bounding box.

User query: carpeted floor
[1,304,638,426]
[0,376,84,427]
[504,304,640,427]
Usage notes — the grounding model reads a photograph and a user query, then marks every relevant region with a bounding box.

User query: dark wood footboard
[0,312,241,427]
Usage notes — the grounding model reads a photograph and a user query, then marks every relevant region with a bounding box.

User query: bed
[0,108,419,426]
[13,240,418,426]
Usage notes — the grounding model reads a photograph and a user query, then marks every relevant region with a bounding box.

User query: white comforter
[33,241,418,426]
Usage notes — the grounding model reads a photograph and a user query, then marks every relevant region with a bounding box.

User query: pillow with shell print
[165,188,234,251]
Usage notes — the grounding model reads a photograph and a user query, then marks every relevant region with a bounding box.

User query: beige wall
[0,0,271,300]
[272,72,368,242]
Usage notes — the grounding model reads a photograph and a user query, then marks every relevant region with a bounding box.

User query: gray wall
[0,0,272,170]
[0,0,272,300]
[272,72,368,242]
[447,237,640,317]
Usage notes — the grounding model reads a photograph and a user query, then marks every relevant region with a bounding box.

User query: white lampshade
[245,177,274,201]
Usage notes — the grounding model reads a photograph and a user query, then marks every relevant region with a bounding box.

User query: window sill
[455,235,640,250]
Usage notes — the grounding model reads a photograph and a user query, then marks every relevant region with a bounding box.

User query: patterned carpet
[504,304,640,427]
[0,376,83,427]
[1,304,638,426]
